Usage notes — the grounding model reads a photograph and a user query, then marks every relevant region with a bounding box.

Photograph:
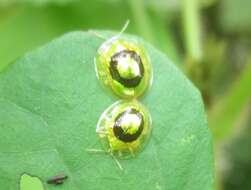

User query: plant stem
[182,0,202,61]
[128,0,154,44]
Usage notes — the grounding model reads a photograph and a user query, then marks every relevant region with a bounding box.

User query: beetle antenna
[88,30,107,40]
[118,19,130,37]
[110,20,130,42]
[110,153,123,171]
[85,148,109,154]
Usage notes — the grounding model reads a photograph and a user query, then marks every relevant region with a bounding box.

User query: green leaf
[20,174,44,190]
[0,31,214,190]
[0,1,180,72]
[219,0,251,33]
[0,0,76,7]
[209,59,251,141]
[0,1,137,71]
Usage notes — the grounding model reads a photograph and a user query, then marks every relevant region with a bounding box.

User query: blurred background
[0,0,250,189]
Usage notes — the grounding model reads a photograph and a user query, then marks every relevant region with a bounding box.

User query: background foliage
[0,0,250,190]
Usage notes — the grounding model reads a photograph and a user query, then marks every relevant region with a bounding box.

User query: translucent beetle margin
[96,100,152,159]
[95,38,152,99]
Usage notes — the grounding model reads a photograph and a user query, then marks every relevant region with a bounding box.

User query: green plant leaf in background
[20,174,44,190]
[209,59,251,142]
[219,0,251,33]
[0,31,214,190]
[0,0,180,72]
[0,0,76,7]
[0,0,137,71]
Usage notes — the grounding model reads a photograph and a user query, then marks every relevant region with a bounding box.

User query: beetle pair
[95,33,153,159]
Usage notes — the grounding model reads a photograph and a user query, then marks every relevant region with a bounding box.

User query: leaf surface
[0,31,214,190]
